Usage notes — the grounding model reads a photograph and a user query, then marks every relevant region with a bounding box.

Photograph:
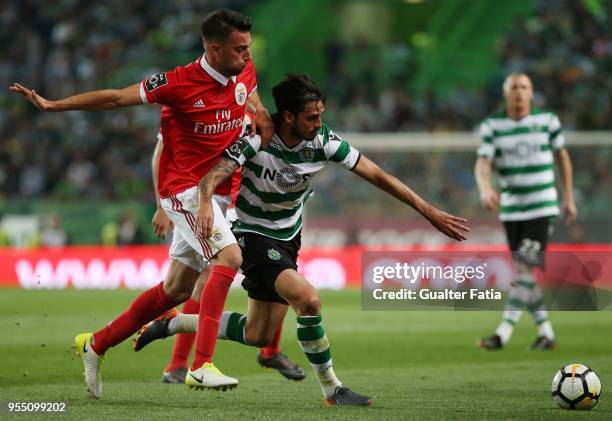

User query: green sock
[218,311,247,344]
[297,314,341,399]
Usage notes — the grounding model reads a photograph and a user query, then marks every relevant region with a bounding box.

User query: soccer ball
[551,364,601,410]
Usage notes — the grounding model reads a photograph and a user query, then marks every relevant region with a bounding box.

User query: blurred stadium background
[0,0,610,288]
[2,1,612,418]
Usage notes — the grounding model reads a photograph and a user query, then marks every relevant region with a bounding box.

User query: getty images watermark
[371,261,498,300]
[361,250,612,311]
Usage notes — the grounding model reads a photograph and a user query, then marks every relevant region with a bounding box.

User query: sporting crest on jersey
[235,82,247,105]
[298,146,315,162]
[145,73,168,92]
[267,248,281,261]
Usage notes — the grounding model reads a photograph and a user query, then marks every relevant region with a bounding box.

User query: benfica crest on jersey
[235,82,247,105]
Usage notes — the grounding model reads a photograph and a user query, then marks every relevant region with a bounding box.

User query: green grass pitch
[0,288,609,420]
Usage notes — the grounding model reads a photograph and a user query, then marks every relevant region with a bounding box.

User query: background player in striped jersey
[135,74,469,406]
[147,112,305,383]
[475,72,577,350]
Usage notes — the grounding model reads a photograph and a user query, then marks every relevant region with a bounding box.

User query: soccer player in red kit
[11,9,273,398]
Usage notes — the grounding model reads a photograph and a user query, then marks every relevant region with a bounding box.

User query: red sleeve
[140,68,179,106]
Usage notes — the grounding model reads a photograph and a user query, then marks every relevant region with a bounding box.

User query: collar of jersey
[200,55,237,86]
[272,134,308,151]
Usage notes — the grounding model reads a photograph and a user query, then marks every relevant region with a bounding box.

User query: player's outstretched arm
[195,157,240,240]
[9,82,142,111]
[150,134,173,239]
[352,155,469,241]
[555,147,577,223]
[474,156,499,211]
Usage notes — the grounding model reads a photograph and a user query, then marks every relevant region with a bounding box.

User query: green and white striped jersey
[224,123,361,240]
[477,108,565,221]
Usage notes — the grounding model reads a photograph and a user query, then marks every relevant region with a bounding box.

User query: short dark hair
[201,9,252,43]
[272,74,326,115]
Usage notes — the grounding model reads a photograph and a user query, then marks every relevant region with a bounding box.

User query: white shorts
[161,187,235,272]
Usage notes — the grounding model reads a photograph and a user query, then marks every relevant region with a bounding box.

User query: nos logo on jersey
[145,73,168,92]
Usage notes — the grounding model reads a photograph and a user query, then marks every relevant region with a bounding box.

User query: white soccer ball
[551,363,601,410]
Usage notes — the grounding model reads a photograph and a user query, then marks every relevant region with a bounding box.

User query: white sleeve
[323,128,360,170]
[224,135,261,165]
[477,121,495,158]
[549,114,565,150]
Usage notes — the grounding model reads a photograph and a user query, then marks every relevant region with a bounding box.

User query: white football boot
[185,362,238,391]
[74,333,104,399]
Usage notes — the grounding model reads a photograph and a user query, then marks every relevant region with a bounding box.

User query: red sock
[260,324,282,358]
[191,265,236,370]
[92,282,179,355]
[164,298,199,372]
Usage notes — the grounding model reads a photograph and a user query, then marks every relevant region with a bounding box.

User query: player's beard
[231,63,246,75]
[225,60,247,76]
[292,124,317,142]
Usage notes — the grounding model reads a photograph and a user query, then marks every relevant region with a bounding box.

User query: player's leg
[165,188,241,389]
[216,298,306,381]
[186,243,241,387]
[162,267,209,383]
[252,306,305,381]
[231,231,306,380]
[522,217,556,350]
[75,258,198,398]
[481,220,524,349]
[161,194,236,383]
[275,269,373,406]
[134,295,307,380]
[218,298,283,346]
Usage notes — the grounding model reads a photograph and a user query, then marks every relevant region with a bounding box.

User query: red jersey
[142,55,257,197]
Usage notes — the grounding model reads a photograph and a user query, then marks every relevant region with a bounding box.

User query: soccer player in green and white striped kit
[475,73,577,350]
[134,74,469,406]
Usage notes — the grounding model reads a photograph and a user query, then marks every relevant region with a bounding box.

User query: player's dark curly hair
[272,74,326,115]
[201,9,252,42]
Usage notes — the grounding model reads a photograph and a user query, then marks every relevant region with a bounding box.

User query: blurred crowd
[498,0,611,130]
[326,0,611,132]
[0,0,245,202]
[0,0,610,218]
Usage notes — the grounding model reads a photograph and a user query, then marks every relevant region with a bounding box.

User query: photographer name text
[372,288,502,301]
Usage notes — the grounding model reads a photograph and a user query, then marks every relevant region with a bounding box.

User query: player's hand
[252,109,274,147]
[9,83,55,111]
[563,198,577,224]
[151,208,173,240]
[195,201,214,240]
[479,189,500,211]
[426,208,469,241]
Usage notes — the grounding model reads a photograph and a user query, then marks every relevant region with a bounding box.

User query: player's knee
[246,335,270,348]
[297,292,321,316]
[215,246,242,270]
[245,329,271,348]
[163,282,191,302]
